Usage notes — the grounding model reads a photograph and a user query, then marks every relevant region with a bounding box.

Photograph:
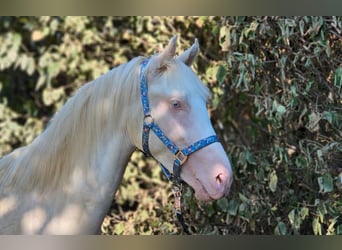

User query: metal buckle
[175,150,187,165]
[143,113,154,126]
[171,184,182,212]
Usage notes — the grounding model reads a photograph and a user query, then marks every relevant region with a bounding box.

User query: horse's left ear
[176,38,199,66]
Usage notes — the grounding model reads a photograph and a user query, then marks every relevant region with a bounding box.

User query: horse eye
[171,100,182,109]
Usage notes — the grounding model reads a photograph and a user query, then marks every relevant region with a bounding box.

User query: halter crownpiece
[139,58,220,234]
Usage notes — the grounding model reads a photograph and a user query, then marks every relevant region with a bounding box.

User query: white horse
[0,35,233,234]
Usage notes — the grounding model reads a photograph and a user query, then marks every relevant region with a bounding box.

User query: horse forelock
[155,59,210,102]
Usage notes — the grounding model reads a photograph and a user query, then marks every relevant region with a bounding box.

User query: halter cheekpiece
[139,58,219,234]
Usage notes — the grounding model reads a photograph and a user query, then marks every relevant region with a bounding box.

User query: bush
[210,16,342,235]
[0,16,341,235]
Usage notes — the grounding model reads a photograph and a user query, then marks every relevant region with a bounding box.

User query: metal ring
[143,113,154,126]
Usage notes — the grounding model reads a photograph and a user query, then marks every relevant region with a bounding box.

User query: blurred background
[0,16,341,235]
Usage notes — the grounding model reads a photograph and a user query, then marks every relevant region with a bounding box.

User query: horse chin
[190,179,217,202]
[194,191,213,202]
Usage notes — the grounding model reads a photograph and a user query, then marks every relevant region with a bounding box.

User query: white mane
[0,56,145,193]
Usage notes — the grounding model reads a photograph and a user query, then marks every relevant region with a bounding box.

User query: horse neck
[0,59,143,196]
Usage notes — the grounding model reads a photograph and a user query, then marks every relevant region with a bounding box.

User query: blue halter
[139,58,219,185]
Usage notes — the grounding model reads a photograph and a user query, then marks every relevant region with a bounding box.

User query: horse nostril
[216,173,223,184]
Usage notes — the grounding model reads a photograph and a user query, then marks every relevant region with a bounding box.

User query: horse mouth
[193,178,223,202]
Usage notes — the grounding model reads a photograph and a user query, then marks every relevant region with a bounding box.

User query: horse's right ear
[147,35,177,77]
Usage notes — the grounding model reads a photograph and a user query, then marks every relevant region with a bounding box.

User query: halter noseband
[139,58,219,234]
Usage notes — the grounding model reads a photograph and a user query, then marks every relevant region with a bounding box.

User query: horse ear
[148,35,177,75]
[159,35,178,61]
[177,38,199,66]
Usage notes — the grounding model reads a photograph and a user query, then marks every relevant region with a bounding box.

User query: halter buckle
[171,185,182,212]
[175,150,187,165]
[143,113,154,126]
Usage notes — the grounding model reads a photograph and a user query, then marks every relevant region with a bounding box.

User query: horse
[0,35,233,234]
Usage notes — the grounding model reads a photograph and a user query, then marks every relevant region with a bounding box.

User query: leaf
[269,170,278,192]
[245,150,256,165]
[42,87,65,106]
[299,19,305,36]
[137,210,149,221]
[205,202,216,217]
[274,221,287,235]
[227,199,239,216]
[216,64,227,85]
[337,224,342,235]
[36,75,46,90]
[216,198,229,212]
[114,221,125,235]
[327,217,338,235]
[26,57,35,75]
[317,173,333,193]
[276,104,286,115]
[333,67,342,89]
[323,111,333,124]
[31,30,45,42]
[312,217,322,235]
[272,100,286,116]
[306,112,321,132]
[238,193,249,204]
[300,207,309,220]
[219,26,230,52]
[288,209,297,227]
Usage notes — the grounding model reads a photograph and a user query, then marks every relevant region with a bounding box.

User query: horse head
[131,36,233,202]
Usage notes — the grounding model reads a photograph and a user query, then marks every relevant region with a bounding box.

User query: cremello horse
[0,36,233,234]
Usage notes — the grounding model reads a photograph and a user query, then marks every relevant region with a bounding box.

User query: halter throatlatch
[139,58,219,235]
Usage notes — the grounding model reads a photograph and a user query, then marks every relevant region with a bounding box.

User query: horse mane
[0,56,145,193]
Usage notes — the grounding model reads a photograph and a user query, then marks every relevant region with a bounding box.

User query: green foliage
[0,16,341,235]
[212,16,341,235]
